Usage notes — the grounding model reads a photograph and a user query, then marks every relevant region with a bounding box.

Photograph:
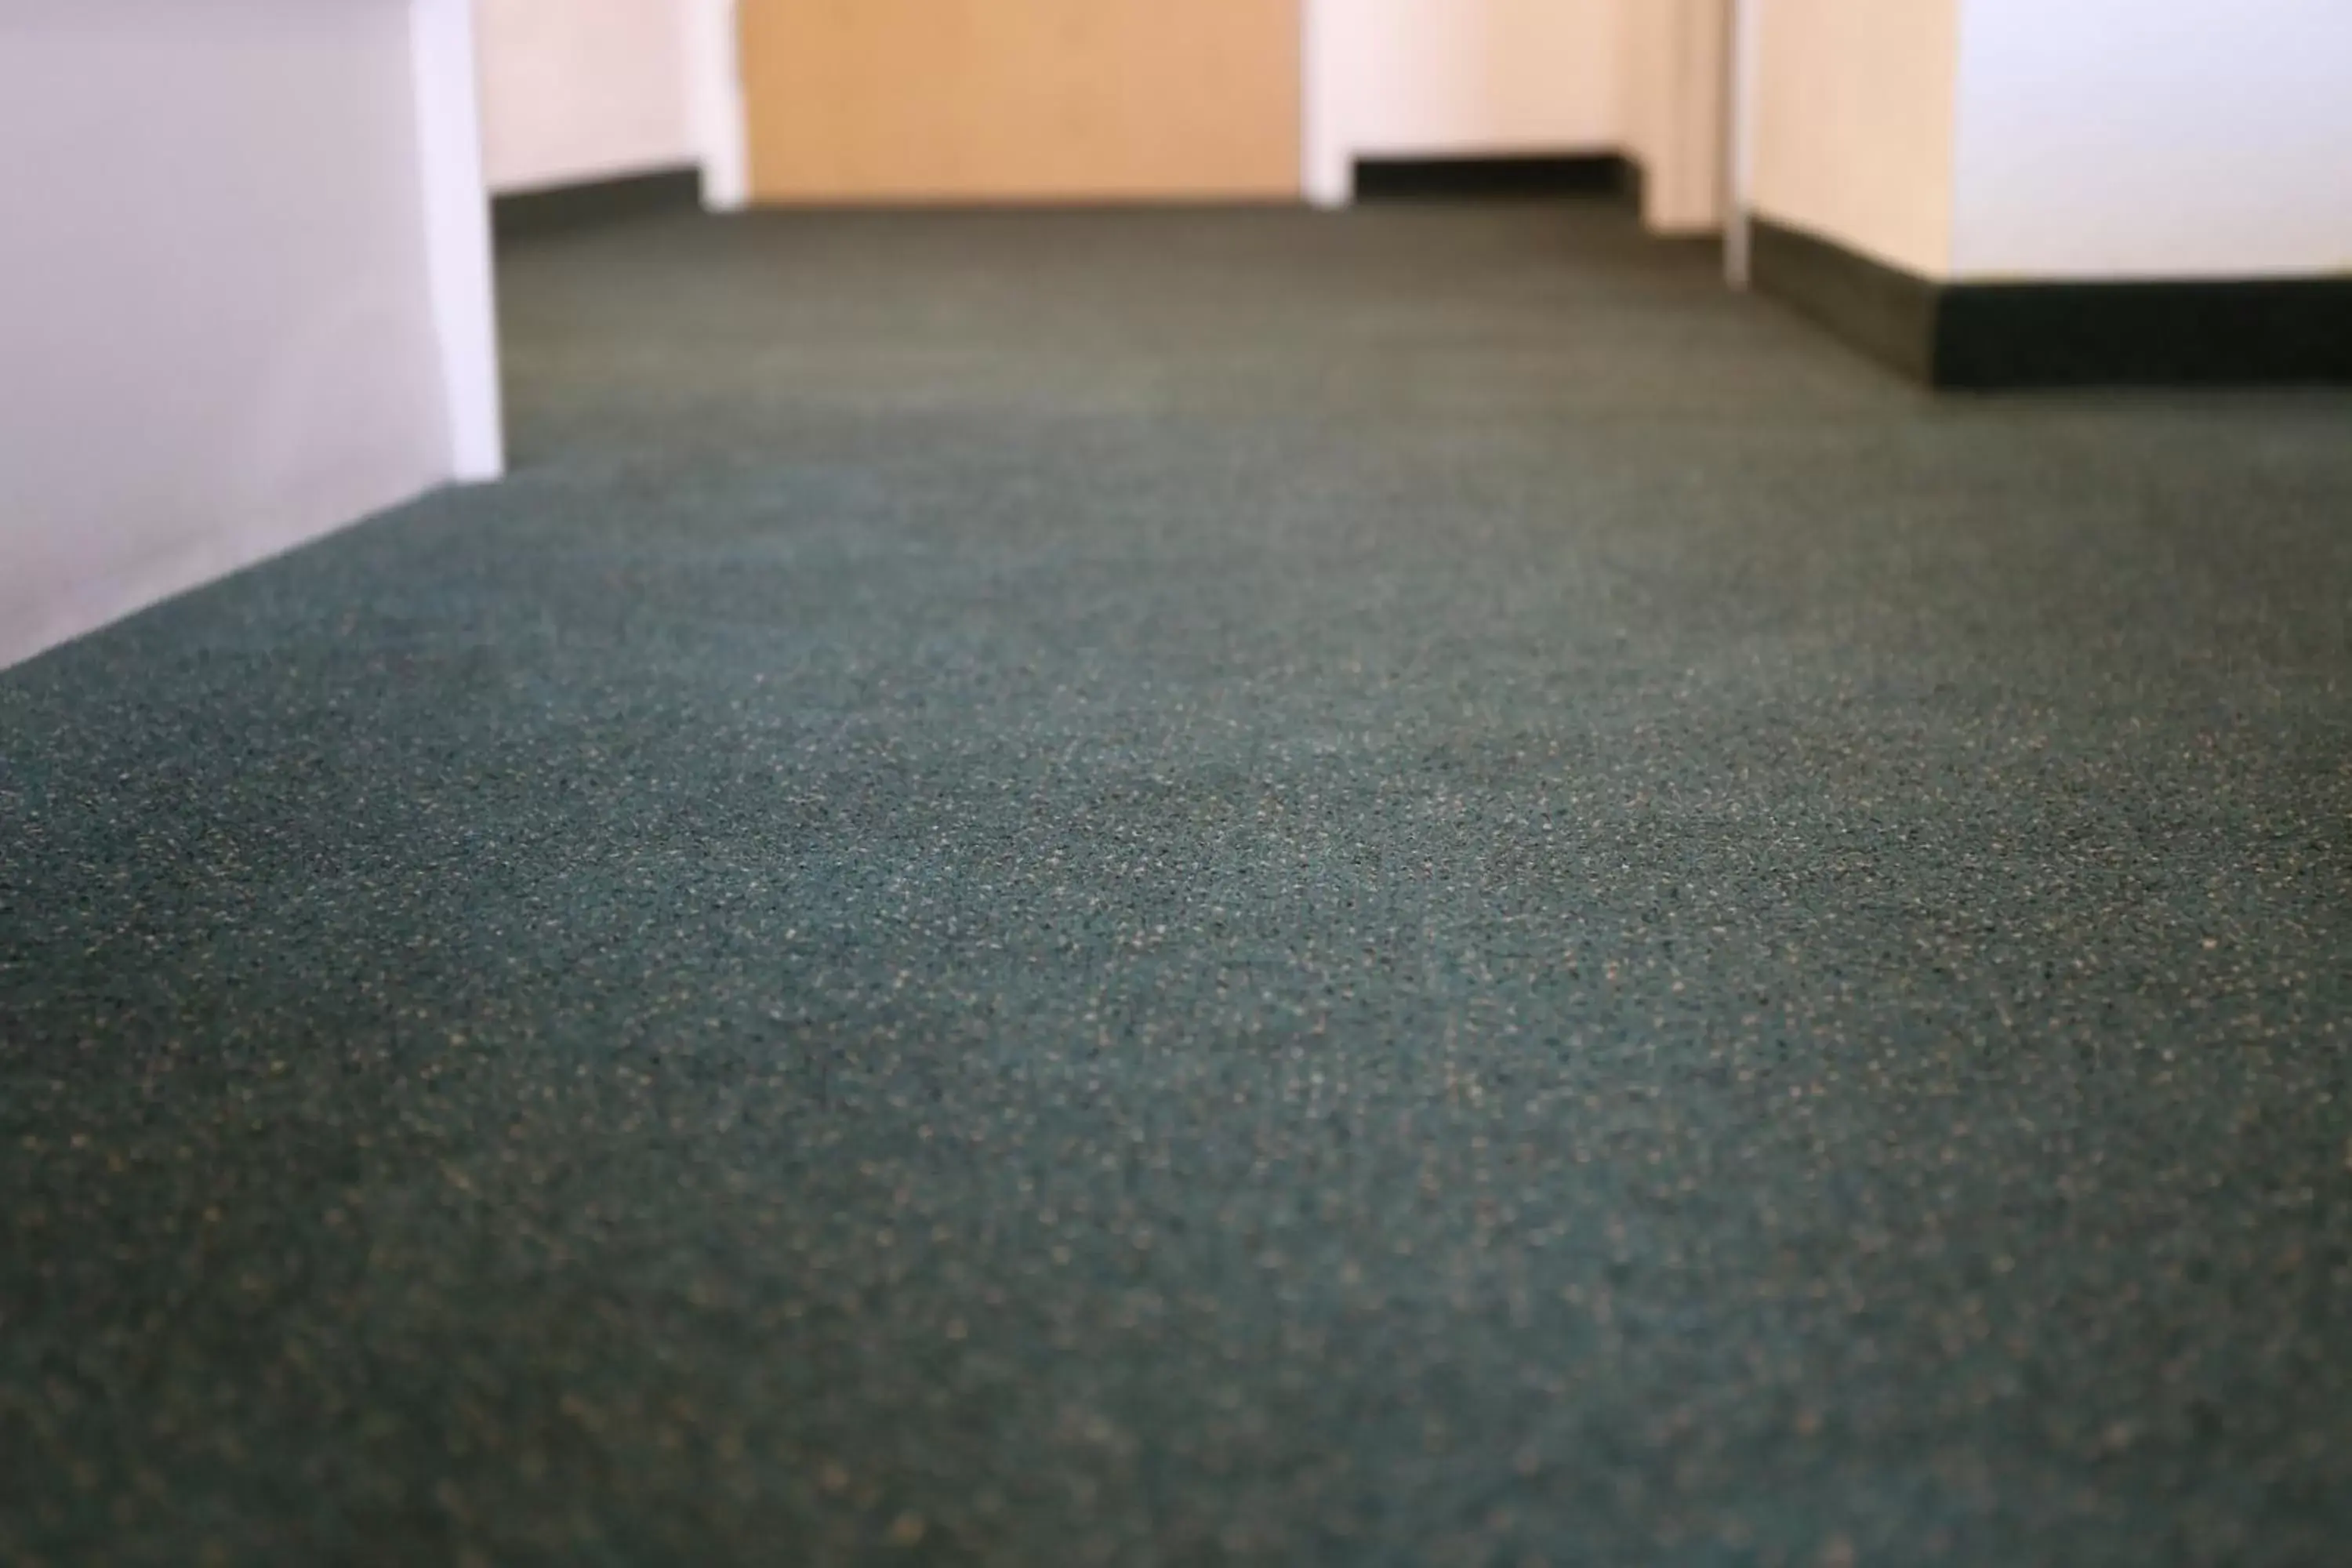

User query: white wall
[1306,0,1625,206]
[476,0,698,194]
[1950,0,2352,280]
[0,0,500,671]
[1747,0,1960,277]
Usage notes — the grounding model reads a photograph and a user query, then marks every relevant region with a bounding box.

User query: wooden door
[739,0,1302,203]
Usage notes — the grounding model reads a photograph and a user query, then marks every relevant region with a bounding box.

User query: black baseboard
[1751,216,2352,389]
[1614,158,1646,217]
[1748,220,1942,383]
[1934,279,2352,389]
[492,167,702,244]
[1355,154,1633,202]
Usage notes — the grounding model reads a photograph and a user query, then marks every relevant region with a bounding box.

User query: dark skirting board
[1751,216,2352,389]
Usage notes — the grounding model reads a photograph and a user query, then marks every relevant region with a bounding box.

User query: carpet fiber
[5,203,2350,1566]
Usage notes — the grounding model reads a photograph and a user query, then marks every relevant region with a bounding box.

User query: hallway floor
[5,201,2350,1565]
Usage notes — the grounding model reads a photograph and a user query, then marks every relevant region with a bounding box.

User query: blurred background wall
[477,0,698,193]
[1305,0,1624,205]
[470,1,1730,226]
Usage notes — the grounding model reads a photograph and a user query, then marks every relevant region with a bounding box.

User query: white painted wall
[1306,0,1625,206]
[1950,0,2352,281]
[1746,0,1961,277]
[476,0,699,194]
[0,0,500,671]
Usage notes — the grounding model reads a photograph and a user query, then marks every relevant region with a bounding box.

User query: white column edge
[1725,0,1762,287]
[689,0,752,212]
[408,0,504,481]
[1301,0,1352,209]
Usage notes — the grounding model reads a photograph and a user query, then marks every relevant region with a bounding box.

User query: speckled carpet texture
[5,202,2350,1566]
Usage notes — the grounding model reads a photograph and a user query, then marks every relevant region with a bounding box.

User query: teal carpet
[4,202,2349,1565]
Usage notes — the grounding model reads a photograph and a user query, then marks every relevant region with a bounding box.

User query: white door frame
[1724,0,1762,285]
[408,0,504,479]
[686,0,751,210]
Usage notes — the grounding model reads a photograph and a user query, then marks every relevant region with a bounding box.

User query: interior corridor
[4,199,2349,1563]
